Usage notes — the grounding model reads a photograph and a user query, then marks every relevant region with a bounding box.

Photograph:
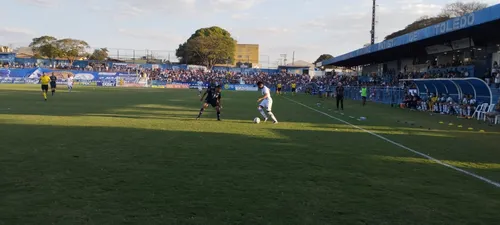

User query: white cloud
[0,27,35,45]
[231,13,251,20]
[13,0,497,65]
[268,0,460,62]
[16,0,59,6]
[88,0,198,18]
[119,0,196,13]
[0,27,34,36]
[209,0,264,11]
[117,28,184,43]
[400,3,442,15]
[88,0,264,19]
[302,19,328,29]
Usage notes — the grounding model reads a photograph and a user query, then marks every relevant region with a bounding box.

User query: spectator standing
[360,85,368,106]
[335,82,345,110]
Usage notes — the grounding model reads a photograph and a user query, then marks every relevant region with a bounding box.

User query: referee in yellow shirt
[39,73,51,101]
[291,82,297,96]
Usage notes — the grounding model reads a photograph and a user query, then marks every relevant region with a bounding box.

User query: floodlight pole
[371,0,376,45]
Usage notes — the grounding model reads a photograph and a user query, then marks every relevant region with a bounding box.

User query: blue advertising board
[234,84,258,91]
[0,53,15,63]
[0,77,26,84]
[97,81,116,87]
[148,81,257,91]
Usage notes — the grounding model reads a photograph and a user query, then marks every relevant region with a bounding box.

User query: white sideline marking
[285,97,500,188]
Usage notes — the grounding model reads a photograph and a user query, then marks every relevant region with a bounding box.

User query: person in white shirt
[257,81,278,124]
[197,81,203,96]
[439,94,447,114]
[67,75,74,92]
[467,97,477,117]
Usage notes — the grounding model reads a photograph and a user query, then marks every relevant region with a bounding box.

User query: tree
[176,26,236,68]
[440,1,488,18]
[384,1,488,40]
[385,15,449,40]
[313,54,334,64]
[89,48,109,61]
[29,36,90,65]
[29,36,61,60]
[57,38,90,65]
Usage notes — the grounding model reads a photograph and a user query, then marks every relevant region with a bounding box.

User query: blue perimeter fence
[1,67,497,105]
[345,87,405,105]
[316,87,406,105]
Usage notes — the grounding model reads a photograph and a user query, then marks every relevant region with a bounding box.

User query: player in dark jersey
[196,84,222,121]
[49,73,57,96]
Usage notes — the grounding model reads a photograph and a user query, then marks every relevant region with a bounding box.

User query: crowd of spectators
[4,60,499,94]
[356,67,471,87]
[149,69,312,88]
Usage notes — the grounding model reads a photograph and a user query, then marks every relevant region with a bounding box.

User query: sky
[1,0,500,66]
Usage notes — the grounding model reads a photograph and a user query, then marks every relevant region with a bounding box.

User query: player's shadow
[85,113,200,120]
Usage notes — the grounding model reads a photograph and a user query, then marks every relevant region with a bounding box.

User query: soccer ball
[253,117,261,124]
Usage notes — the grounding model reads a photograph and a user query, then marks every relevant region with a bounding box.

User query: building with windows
[234,44,259,68]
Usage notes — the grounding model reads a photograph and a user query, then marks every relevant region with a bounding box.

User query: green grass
[0,84,499,225]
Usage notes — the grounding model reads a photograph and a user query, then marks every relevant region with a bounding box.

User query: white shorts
[198,87,202,91]
[259,98,273,111]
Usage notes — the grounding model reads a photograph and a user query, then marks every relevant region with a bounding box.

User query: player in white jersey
[257,81,278,124]
[67,75,74,92]
[197,81,203,96]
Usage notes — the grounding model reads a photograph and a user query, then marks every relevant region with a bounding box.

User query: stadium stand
[319,3,500,120]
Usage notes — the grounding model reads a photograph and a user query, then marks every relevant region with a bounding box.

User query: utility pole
[292,51,295,65]
[371,0,376,45]
[280,54,287,66]
[260,55,270,69]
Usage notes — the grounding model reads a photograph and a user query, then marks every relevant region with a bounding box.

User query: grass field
[0,84,499,225]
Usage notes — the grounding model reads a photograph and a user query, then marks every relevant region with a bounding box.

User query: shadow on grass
[0,88,202,117]
[2,123,500,225]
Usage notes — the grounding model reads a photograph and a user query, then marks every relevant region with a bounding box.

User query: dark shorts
[337,95,344,100]
[362,96,367,101]
[291,88,296,92]
[205,98,219,107]
[277,88,282,92]
[50,82,56,88]
[41,85,49,91]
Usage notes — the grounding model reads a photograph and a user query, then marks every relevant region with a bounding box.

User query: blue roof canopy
[402,78,492,104]
[322,4,500,66]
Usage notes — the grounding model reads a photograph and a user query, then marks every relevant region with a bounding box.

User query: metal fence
[338,86,406,105]
[89,48,177,63]
[5,42,178,63]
